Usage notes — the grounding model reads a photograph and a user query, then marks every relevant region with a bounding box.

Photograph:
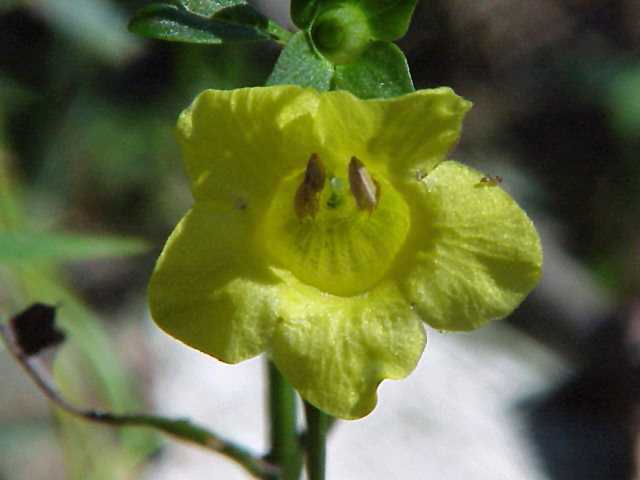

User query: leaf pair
[267,32,413,99]
[271,0,417,98]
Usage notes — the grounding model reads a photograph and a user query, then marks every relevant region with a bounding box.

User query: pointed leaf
[267,32,334,90]
[128,3,271,44]
[212,3,291,42]
[180,0,244,16]
[333,41,414,99]
[360,0,417,40]
[212,3,268,27]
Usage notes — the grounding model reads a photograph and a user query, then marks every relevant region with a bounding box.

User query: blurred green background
[1,1,639,479]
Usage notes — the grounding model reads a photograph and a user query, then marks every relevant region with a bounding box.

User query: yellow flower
[149,86,542,419]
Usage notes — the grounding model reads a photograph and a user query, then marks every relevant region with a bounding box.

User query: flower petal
[148,203,280,362]
[402,161,542,331]
[269,275,426,419]
[315,88,471,178]
[177,86,321,206]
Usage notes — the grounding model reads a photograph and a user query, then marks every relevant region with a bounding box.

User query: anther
[349,157,379,212]
[294,153,326,219]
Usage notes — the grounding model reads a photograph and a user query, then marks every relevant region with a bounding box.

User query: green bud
[311,4,371,65]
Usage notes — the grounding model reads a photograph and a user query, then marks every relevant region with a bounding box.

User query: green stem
[266,20,293,45]
[0,322,277,480]
[267,360,302,479]
[303,401,329,480]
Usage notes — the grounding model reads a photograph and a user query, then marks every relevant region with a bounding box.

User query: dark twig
[0,321,278,479]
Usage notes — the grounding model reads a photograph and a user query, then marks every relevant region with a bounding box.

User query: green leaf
[333,41,414,99]
[128,3,270,44]
[179,0,243,16]
[291,0,319,29]
[267,32,334,90]
[360,0,417,41]
[0,231,148,264]
[212,3,268,26]
[213,3,292,43]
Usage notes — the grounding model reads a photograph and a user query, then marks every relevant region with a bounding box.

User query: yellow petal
[269,273,426,419]
[177,86,321,206]
[148,203,280,362]
[402,161,542,330]
[315,88,471,180]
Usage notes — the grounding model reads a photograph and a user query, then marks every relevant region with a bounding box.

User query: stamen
[294,153,326,219]
[349,157,379,212]
[304,153,325,191]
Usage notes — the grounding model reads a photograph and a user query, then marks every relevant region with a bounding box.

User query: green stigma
[326,176,345,209]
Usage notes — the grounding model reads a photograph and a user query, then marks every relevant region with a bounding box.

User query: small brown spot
[234,197,247,210]
[349,157,379,212]
[478,175,503,186]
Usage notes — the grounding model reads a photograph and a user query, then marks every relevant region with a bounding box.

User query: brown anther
[349,157,379,212]
[304,153,325,191]
[294,153,326,219]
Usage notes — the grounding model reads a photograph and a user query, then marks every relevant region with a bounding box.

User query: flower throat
[260,154,411,296]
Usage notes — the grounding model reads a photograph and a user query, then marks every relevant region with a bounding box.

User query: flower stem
[267,360,302,479]
[303,401,329,480]
[267,20,293,45]
[0,322,277,480]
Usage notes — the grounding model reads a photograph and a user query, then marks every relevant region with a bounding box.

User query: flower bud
[311,4,371,65]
